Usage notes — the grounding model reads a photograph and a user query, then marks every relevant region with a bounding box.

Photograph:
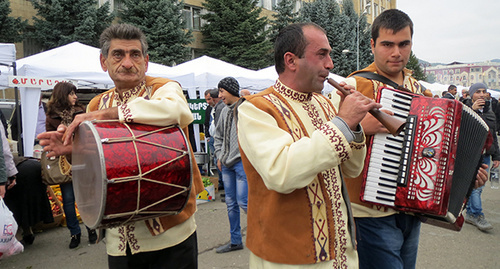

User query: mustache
[118,68,137,74]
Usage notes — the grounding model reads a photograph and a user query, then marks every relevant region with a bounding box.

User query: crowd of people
[0,8,495,269]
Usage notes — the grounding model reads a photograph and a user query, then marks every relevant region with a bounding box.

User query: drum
[72,120,192,229]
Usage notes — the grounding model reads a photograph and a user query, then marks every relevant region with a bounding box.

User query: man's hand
[472,99,485,110]
[360,109,393,136]
[6,177,16,191]
[217,159,222,171]
[0,185,5,198]
[337,90,382,130]
[64,107,119,146]
[38,125,73,157]
[475,163,489,189]
[492,160,499,169]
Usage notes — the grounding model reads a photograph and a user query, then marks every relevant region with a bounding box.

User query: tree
[269,0,299,44]
[120,0,192,66]
[406,51,427,81]
[0,0,27,43]
[299,0,351,76]
[31,0,114,50]
[201,0,273,70]
[299,0,371,77]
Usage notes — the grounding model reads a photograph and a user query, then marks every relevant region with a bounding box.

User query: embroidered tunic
[238,80,366,268]
[87,76,203,256]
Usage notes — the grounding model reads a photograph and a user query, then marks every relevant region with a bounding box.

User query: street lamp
[356,2,371,70]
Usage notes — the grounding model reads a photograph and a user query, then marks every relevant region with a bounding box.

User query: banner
[187,99,209,124]
[8,76,76,89]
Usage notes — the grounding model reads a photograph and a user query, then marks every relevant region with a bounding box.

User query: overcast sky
[396,0,500,64]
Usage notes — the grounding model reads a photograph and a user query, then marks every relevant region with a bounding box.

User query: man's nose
[121,54,134,69]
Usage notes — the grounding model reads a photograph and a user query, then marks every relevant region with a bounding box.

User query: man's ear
[284,52,297,71]
[144,54,149,72]
[100,54,108,72]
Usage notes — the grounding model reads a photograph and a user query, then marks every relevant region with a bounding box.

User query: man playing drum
[38,24,203,269]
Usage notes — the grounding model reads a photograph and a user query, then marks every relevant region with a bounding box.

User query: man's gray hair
[100,24,148,58]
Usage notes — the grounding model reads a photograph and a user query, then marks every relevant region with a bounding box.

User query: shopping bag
[0,197,24,259]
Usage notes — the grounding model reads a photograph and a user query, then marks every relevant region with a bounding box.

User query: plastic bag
[0,197,24,259]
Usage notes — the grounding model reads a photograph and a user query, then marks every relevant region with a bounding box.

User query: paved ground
[1,185,499,268]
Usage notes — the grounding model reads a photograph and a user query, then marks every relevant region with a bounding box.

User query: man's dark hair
[448,85,457,91]
[274,22,326,74]
[371,9,413,44]
[100,24,148,58]
[207,88,219,98]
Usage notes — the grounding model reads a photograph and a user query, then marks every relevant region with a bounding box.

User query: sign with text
[8,76,76,88]
[188,99,209,124]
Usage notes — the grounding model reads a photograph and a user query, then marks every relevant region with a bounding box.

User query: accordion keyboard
[362,90,414,206]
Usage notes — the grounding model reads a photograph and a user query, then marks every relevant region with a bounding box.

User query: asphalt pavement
[1,185,499,268]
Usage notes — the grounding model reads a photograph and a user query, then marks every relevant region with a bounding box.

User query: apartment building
[426,62,500,90]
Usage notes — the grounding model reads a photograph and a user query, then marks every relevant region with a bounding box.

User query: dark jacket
[11,102,47,141]
[464,99,500,161]
[45,106,85,132]
[442,92,455,100]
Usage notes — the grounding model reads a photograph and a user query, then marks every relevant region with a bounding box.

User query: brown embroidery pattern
[98,92,114,111]
[302,102,324,130]
[126,224,140,251]
[117,226,127,252]
[121,103,134,123]
[121,81,146,102]
[306,179,330,262]
[350,142,365,150]
[322,168,348,268]
[312,94,337,120]
[318,124,350,163]
[274,80,312,103]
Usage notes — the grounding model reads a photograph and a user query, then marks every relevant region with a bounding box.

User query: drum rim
[177,125,193,215]
[73,120,108,229]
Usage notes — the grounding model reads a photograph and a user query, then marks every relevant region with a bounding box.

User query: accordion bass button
[421,148,435,158]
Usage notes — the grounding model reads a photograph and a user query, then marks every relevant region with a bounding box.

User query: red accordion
[361,87,489,230]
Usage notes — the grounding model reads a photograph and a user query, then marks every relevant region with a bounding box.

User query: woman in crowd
[45,82,96,248]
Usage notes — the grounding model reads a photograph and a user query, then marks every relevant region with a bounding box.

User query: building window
[183,6,201,30]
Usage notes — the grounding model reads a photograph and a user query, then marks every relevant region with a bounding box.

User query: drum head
[72,121,107,229]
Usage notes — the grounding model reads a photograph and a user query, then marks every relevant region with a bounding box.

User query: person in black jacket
[442,84,457,99]
[464,82,499,232]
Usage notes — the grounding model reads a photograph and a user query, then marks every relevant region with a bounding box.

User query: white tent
[0,43,17,92]
[169,55,276,95]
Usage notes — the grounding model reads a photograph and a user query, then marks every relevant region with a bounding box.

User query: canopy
[0,43,16,92]
[170,55,276,95]
[0,43,16,65]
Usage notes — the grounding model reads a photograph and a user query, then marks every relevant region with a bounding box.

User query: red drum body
[72,121,192,229]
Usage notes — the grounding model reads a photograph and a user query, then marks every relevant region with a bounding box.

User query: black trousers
[108,231,198,269]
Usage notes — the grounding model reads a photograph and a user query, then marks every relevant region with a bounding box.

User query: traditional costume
[87,76,203,256]
[238,80,367,268]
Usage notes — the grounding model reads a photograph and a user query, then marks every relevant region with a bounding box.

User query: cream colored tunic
[91,80,197,256]
[238,82,365,268]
